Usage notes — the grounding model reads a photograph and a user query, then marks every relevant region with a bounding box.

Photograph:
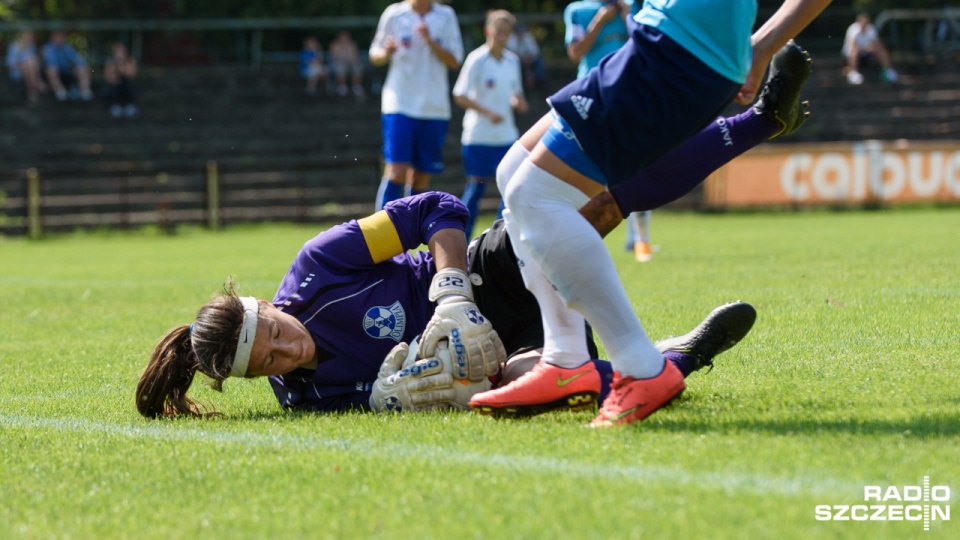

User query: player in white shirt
[842,12,897,85]
[369,0,464,210]
[453,10,529,239]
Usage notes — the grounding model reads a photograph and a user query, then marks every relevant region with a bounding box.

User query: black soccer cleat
[655,302,757,374]
[753,40,813,139]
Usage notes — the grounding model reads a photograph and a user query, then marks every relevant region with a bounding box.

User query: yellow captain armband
[357,211,404,263]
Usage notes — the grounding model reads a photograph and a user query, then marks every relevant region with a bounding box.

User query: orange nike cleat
[470,360,600,418]
[590,362,685,427]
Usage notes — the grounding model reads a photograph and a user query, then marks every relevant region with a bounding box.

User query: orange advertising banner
[704,140,960,208]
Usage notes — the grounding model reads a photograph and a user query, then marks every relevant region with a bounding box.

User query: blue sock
[663,350,696,378]
[495,200,505,221]
[461,180,486,239]
[592,359,615,405]
[376,178,404,211]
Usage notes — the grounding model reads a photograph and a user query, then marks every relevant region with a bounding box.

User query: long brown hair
[135,281,247,418]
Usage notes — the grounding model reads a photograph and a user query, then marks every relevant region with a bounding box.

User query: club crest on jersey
[485,78,495,89]
[363,301,406,341]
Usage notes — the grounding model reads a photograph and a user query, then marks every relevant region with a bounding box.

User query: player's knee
[496,143,529,194]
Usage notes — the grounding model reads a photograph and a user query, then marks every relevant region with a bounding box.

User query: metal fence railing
[875,8,960,56]
[0,156,389,237]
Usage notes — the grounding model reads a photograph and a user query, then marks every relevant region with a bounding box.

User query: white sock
[508,229,590,368]
[497,143,589,368]
[637,210,652,243]
[503,161,664,379]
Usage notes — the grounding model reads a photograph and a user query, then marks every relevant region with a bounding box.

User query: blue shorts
[382,114,449,174]
[461,144,511,178]
[548,21,742,187]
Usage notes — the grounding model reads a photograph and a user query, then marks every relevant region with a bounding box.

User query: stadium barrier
[705,140,960,209]
[5,140,960,237]
[0,157,385,237]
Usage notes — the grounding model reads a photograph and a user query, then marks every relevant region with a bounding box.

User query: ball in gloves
[405,337,491,410]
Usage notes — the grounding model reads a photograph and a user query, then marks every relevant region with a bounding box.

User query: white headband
[230,296,260,377]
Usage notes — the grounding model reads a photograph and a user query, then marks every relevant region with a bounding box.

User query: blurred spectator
[453,9,528,239]
[42,31,93,101]
[5,30,47,103]
[329,30,365,98]
[843,12,898,85]
[369,0,464,210]
[506,22,545,91]
[103,42,138,118]
[300,36,329,96]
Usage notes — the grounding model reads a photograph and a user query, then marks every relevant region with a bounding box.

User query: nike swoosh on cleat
[613,405,643,422]
[556,373,585,387]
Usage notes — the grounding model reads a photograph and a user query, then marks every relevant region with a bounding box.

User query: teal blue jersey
[564,1,634,79]
[635,0,756,83]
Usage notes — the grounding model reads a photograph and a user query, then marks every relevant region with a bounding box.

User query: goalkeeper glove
[420,268,506,382]
[369,342,457,412]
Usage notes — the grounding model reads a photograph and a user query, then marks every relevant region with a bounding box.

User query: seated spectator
[843,12,898,85]
[42,31,94,101]
[329,30,365,98]
[5,30,47,103]
[103,42,138,118]
[300,36,328,96]
[505,22,545,91]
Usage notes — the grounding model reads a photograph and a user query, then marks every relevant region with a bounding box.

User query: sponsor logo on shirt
[363,301,406,341]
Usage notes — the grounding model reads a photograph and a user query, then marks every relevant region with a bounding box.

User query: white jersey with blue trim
[634,0,756,84]
[371,1,464,119]
[268,192,469,412]
[453,44,524,146]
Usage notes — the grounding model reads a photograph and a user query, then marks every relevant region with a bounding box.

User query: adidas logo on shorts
[571,95,593,120]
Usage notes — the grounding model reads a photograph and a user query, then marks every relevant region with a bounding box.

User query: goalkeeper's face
[245,301,318,377]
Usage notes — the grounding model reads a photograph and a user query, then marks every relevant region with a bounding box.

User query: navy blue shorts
[548,21,742,187]
[381,113,449,174]
[461,144,511,178]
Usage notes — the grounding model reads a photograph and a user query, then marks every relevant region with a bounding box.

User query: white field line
[1,413,860,498]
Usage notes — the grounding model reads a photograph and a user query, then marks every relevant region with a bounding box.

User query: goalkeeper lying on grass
[136,191,755,418]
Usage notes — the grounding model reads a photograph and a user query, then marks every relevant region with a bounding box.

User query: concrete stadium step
[3,59,960,177]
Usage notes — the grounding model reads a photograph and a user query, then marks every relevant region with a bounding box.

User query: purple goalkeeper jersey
[267,192,468,412]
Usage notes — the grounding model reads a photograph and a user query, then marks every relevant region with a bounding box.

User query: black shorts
[468,219,598,359]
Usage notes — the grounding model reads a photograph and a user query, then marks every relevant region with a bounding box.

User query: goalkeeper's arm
[420,229,506,381]
[426,228,470,280]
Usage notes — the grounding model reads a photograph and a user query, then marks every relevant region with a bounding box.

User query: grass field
[1,207,958,539]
